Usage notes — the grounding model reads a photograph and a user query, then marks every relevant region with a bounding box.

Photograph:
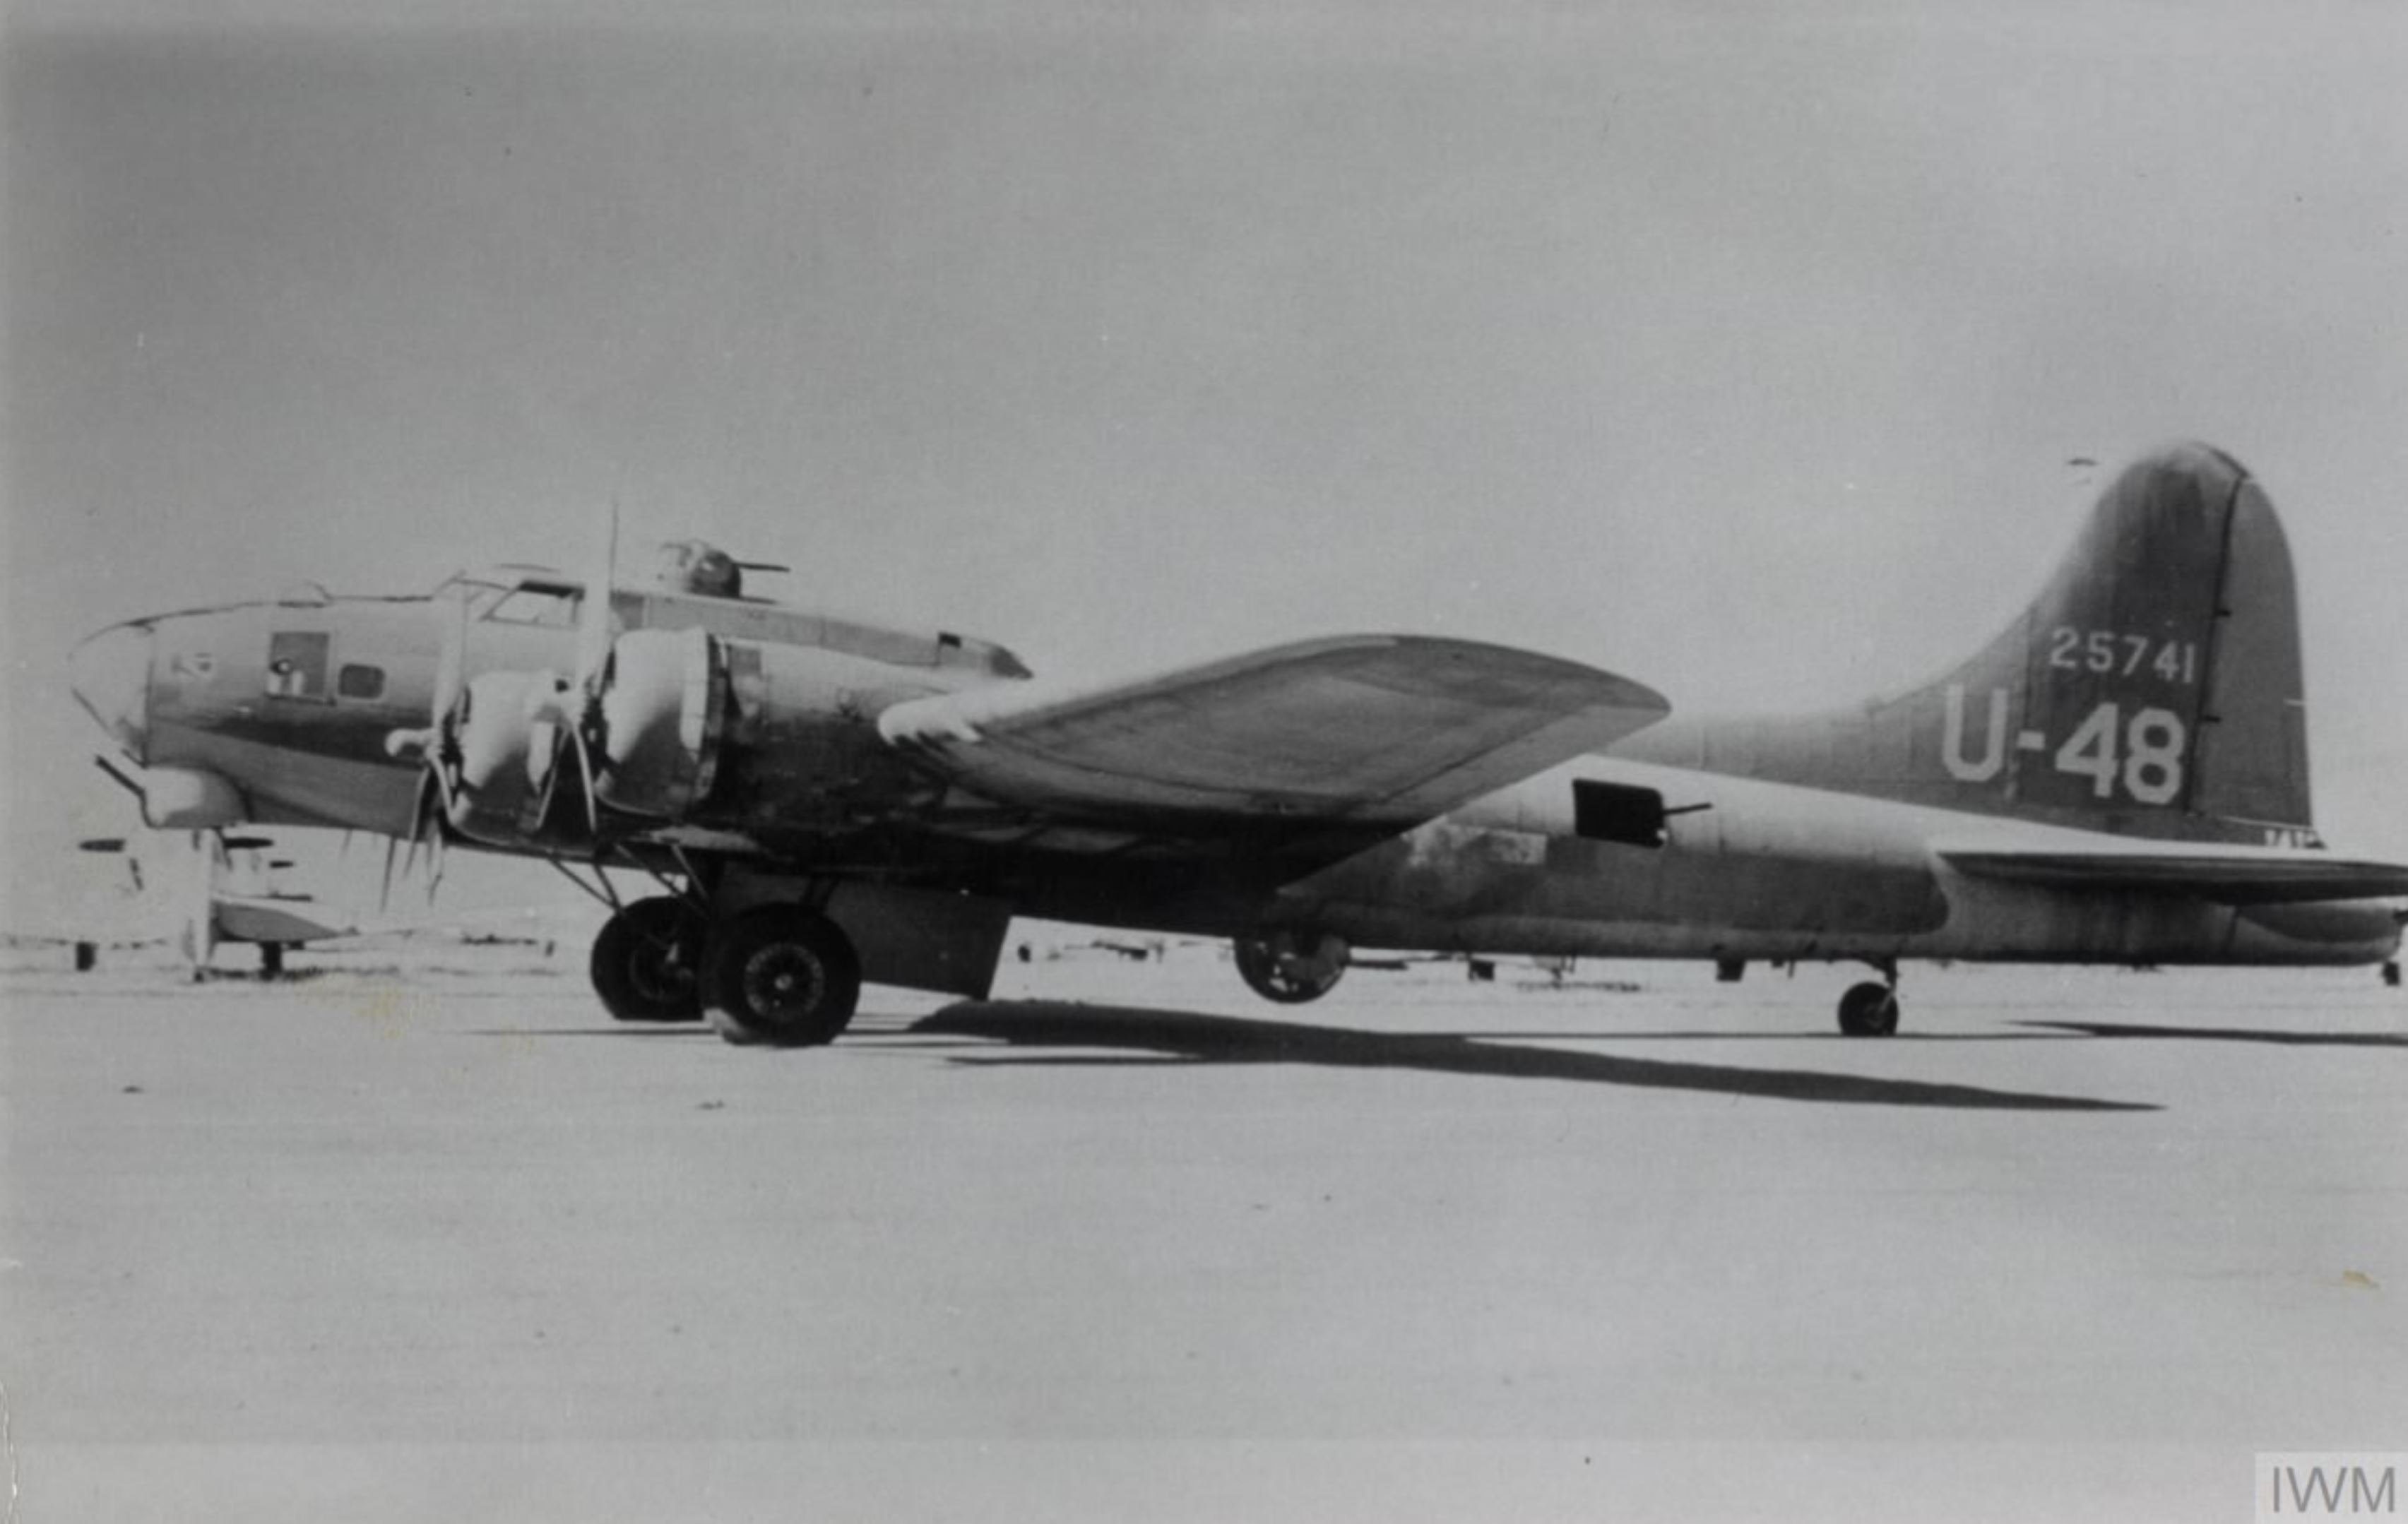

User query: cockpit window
[336,663,387,701]
[434,569,584,624]
[481,587,583,627]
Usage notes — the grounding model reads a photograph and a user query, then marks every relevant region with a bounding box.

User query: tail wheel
[702,905,862,1048]
[1235,931,1348,1004]
[590,895,707,1023]
[1837,980,1901,1037]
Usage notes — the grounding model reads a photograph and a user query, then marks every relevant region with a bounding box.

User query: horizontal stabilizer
[1941,846,2408,905]
[213,898,352,945]
[879,635,1668,833]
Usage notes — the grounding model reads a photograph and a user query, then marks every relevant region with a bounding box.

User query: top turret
[652,540,744,598]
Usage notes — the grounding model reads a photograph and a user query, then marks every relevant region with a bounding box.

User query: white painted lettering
[1942,685,2007,782]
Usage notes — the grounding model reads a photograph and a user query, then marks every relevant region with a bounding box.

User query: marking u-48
[1944,685,2188,804]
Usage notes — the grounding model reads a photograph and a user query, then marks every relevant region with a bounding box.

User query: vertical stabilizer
[1637,443,2316,843]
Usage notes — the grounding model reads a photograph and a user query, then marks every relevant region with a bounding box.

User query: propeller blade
[408,762,434,845]
[396,763,441,898]
[387,586,475,763]
[379,834,400,914]
[432,580,468,732]
[555,501,620,840]
[517,682,600,839]
[573,499,619,696]
[93,753,146,801]
[571,718,600,835]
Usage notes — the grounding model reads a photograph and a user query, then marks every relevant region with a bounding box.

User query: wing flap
[879,635,1667,831]
[1941,846,2408,905]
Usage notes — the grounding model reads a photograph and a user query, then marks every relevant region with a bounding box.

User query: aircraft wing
[878,635,1668,841]
[1939,845,2408,905]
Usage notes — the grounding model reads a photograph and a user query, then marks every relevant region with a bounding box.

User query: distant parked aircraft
[69,829,350,978]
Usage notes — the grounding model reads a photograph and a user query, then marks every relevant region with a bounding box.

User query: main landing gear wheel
[701,905,862,1048]
[1235,931,1348,1004]
[591,896,708,1023]
[1837,980,1901,1037]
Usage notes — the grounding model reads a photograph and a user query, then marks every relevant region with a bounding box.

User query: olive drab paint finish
[65,443,2408,1044]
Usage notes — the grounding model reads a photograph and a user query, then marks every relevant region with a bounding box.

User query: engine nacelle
[424,623,947,847]
[706,638,938,831]
[593,626,725,819]
[446,669,546,844]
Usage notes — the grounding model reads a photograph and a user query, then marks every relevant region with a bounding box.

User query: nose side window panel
[336,662,386,701]
[266,631,332,702]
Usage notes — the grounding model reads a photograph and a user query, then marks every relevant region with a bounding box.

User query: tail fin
[1683,443,2315,843]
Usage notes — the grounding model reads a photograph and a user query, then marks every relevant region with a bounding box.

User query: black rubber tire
[590,897,708,1023]
[701,905,862,1048]
[1234,933,1346,1004]
[1837,980,1901,1037]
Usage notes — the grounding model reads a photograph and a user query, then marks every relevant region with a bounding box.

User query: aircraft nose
[69,622,153,756]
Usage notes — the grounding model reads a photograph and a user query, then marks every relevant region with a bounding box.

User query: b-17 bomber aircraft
[67,443,2408,1046]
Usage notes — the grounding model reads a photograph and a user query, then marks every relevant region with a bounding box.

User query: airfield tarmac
[2,945,2402,1523]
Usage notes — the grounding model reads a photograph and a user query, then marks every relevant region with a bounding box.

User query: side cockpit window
[336,663,386,701]
[264,631,331,702]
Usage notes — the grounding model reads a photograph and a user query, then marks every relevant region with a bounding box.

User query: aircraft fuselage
[81,585,2401,980]
[1284,759,2399,968]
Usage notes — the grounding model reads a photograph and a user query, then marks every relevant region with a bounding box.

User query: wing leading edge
[879,635,1668,837]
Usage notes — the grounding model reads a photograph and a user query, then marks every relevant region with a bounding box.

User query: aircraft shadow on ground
[464,1026,706,1039]
[911,1001,2159,1112]
[2013,1020,2408,1048]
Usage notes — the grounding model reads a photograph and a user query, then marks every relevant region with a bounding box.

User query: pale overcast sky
[6,1,2405,924]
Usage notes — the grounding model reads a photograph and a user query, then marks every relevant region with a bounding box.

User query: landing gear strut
[589,896,707,1023]
[701,904,862,1048]
[1235,930,1348,1004]
[1836,979,1900,1037]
